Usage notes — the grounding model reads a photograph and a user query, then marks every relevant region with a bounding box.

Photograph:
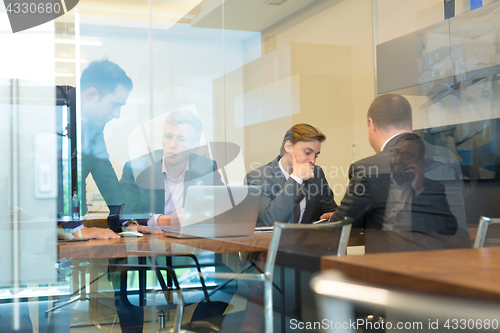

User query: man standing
[60,60,135,239]
[245,123,337,226]
[80,59,133,215]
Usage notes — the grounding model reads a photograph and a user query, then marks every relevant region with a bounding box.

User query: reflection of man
[245,123,337,226]
[61,60,135,239]
[328,94,458,238]
[380,134,456,233]
[120,109,223,226]
[80,59,132,214]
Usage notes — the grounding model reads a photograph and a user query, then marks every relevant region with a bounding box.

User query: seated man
[117,110,231,331]
[245,123,337,226]
[328,94,465,253]
[238,124,336,333]
[120,109,223,225]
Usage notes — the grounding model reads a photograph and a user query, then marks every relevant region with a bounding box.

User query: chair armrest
[204,272,267,282]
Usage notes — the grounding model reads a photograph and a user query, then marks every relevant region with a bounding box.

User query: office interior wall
[214,0,375,194]
[377,0,500,130]
[73,12,260,212]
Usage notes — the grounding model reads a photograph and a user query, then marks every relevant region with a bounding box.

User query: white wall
[78,18,260,208]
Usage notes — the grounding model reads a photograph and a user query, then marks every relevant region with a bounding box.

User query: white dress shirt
[381,132,411,152]
[147,160,189,226]
[382,174,413,232]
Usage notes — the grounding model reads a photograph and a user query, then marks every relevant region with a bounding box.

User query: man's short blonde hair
[279,123,326,156]
[164,110,203,143]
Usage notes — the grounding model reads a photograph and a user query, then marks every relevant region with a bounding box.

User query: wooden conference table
[321,247,500,301]
[58,233,272,260]
[57,233,273,326]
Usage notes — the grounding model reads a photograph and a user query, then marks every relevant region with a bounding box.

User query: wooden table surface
[58,232,272,260]
[322,247,500,301]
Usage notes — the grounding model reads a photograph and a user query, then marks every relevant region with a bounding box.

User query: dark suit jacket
[81,120,124,215]
[120,150,223,217]
[331,133,457,236]
[245,155,337,227]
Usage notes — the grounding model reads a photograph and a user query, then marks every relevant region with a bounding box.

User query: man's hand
[77,227,120,239]
[128,225,163,235]
[406,163,425,195]
[291,153,314,181]
[320,212,333,221]
[157,209,184,226]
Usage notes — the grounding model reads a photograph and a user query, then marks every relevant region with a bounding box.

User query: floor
[0,287,250,332]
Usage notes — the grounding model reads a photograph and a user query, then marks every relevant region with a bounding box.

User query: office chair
[474,216,500,248]
[108,263,184,333]
[311,271,500,333]
[208,218,353,333]
[46,259,116,317]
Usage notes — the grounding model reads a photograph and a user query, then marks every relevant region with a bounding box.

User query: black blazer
[245,155,337,227]
[331,133,457,235]
[120,150,223,216]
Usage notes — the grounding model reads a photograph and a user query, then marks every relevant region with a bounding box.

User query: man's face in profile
[390,140,420,178]
[162,123,199,166]
[85,84,130,126]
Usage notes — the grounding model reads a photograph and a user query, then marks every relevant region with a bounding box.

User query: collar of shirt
[162,159,190,183]
[279,158,304,185]
[278,158,290,179]
[381,132,407,152]
[389,172,401,188]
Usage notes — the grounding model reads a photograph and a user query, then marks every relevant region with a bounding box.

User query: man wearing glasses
[326,94,458,248]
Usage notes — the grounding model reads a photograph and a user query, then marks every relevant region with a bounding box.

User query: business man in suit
[327,94,466,252]
[62,60,136,240]
[117,110,232,332]
[245,123,337,226]
[120,109,223,226]
[238,123,336,333]
[345,134,456,233]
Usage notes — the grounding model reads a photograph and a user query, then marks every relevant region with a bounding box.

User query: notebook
[163,185,262,239]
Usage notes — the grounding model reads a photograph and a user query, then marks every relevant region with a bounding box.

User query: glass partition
[5,0,500,332]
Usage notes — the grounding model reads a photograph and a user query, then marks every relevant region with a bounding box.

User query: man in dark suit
[245,123,337,226]
[327,94,465,252]
[80,60,132,215]
[120,109,223,226]
[117,110,230,331]
[344,134,456,234]
[62,60,134,240]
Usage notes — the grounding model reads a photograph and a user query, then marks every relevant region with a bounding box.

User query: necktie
[293,188,306,223]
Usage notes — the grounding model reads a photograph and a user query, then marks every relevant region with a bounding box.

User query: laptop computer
[164,185,262,239]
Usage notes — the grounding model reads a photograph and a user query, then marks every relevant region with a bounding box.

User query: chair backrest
[474,216,500,248]
[264,218,352,278]
[311,271,500,333]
